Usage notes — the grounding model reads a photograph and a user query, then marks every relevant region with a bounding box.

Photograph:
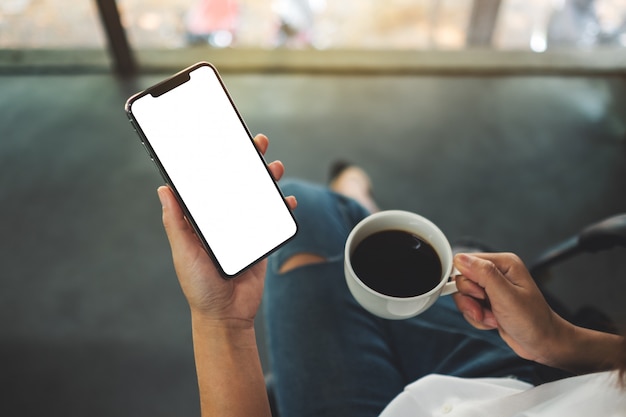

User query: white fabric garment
[380,371,625,417]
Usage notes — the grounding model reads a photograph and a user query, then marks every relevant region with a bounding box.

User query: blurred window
[117,0,474,49]
[3,0,625,50]
[0,0,106,48]
[495,0,626,52]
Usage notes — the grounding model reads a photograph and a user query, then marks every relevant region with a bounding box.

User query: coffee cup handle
[440,267,461,296]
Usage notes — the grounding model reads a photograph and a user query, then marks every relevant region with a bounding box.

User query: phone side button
[129,120,139,134]
[154,163,168,182]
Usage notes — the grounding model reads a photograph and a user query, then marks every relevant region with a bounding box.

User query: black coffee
[351,230,442,298]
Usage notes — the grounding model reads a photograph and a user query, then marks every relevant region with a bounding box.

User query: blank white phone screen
[129,65,297,276]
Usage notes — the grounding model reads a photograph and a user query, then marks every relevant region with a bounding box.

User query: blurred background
[3,0,626,50]
[1,1,625,416]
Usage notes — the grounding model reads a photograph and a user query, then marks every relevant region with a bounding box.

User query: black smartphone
[125,62,297,278]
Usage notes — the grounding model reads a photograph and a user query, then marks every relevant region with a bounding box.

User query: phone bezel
[125,62,297,278]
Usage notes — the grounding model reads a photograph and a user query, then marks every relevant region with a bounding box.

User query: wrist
[540,317,578,369]
[544,319,624,374]
[522,312,572,369]
[190,308,256,332]
[190,312,258,352]
[190,309,270,417]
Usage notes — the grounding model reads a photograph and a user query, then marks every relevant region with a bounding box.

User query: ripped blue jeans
[263,179,542,417]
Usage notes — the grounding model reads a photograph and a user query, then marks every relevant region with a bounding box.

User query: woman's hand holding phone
[159,134,296,326]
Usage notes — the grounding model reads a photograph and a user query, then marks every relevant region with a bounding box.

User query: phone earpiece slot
[150,72,191,97]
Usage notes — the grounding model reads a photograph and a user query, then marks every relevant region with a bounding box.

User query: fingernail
[157,187,167,208]
[484,316,498,328]
[456,253,475,267]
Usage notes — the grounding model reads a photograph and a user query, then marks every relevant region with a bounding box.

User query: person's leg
[384,296,540,383]
[264,179,405,417]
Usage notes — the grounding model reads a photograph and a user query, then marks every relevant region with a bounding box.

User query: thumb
[454,253,513,296]
[157,186,200,255]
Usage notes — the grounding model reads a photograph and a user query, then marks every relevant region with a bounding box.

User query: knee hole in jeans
[278,253,327,274]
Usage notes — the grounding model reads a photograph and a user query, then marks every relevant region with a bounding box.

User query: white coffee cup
[344,210,459,320]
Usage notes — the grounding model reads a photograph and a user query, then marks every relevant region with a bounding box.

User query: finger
[157,186,199,254]
[454,293,498,330]
[268,160,285,181]
[454,253,514,295]
[458,252,530,286]
[266,160,297,210]
[253,134,269,155]
[455,275,487,300]
[285,195,298,210]
[453,293,483,323]
[453,276,494,330]
[482,309,498,328]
